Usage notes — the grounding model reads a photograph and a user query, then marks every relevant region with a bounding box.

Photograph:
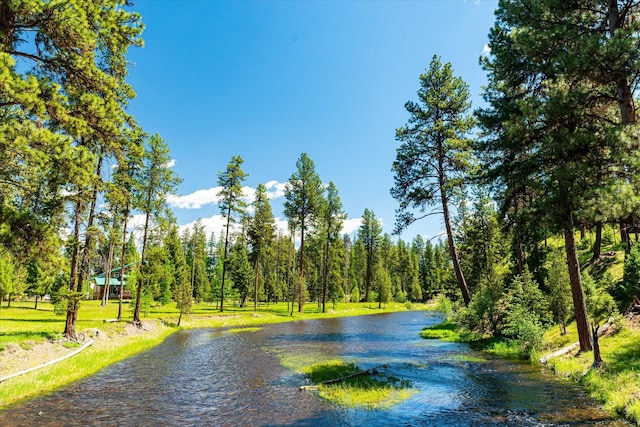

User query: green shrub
[435,294,453,320]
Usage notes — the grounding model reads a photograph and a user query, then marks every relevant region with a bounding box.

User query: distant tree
[349,236,366,302]
[132,134,181,325]
[25,258,55,309]
[375,265,392,309]
[187,220,210,303]
[619,244,640,304]
[109,135,144,320]
[247,183,276,310]
[327,237,346,308]
[545,250,572,335]
[166,225,192,326]
[391,55,474,306]
[457,189,507,293]
[0,250,17,306]
[359,209,383,302]
[217,155,248,312]
[320,182,345,312]
[284,153,323,312]
[229,244,253,308]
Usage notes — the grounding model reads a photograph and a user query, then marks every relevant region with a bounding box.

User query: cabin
[90,264,135,300]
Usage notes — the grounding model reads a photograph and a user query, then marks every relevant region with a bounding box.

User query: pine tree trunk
[253,255,260,311]
[364,256,371,303]
[563,216,593,352]
[299,225,305,312]
[117,204,129,321]
[621,220,631,252]
[608,0,637,127]
[322,235,329,313]
[64,199,84,338]
[515,228,525,276]
[440,192,470,306]
[592,222,602,262]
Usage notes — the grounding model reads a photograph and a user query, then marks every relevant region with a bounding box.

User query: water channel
[0,311,629,426]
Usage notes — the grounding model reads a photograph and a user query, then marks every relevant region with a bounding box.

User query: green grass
[420,320,467,341]
[421,321,523,359]
[542,320,640,423]
[0,320,174,407]
[301,360,415,409]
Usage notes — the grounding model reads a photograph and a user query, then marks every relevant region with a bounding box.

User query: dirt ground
[0,321,157,379]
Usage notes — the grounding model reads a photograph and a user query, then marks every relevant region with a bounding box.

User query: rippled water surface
[0,311,629,426]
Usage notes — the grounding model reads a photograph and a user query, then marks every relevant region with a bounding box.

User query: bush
[502,305,545,357]
[435,294,453,320]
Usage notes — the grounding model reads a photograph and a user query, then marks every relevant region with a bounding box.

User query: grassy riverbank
[0,299,423,407]
[542,318,640,424]
[421,317,640,424]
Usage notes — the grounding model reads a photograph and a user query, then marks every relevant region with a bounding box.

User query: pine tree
[391,55,474,306]
[359,209,383,302]
[247,183,276,310]
[320,182,345,312]
[132,134,181,325]
[284,153,323,312]
[475,0,640,351]
[217,155,247,312]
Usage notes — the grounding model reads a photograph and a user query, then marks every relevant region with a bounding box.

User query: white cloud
[482,43,491,57]
[241,186,256,204]
[167,187,221,209]
[264,180,287,199]
[179,215,232,239]
[274,217,290,236]
[168,181,287,210]
[165,159,176,168]
[341,217,362,235]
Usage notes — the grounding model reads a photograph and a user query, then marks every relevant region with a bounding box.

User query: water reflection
[0,311,629,426]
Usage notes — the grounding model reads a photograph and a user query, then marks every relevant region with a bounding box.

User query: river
[0,311,629,426]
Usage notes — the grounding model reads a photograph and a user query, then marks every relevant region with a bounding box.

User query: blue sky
[126,0,498,242]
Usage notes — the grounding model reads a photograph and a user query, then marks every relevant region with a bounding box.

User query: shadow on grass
[306,361,410,390]
[1,318,63,323]
[603,337,640,374]
[0,330,61,341]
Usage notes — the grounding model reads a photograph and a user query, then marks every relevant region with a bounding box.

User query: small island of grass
[299,360,415,409]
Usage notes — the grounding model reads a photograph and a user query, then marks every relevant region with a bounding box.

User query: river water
[0,311,629,426]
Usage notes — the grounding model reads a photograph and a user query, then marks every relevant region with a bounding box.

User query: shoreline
[421,316,640,425]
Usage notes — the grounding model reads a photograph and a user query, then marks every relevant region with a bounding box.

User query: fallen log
[539,320,615,364]
[300,364,388,390]
[539,342,580,364]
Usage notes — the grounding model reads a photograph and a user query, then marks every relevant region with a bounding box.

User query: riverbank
[421,314,640,425]
[541,312,640,424]
[0,300,423,407]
